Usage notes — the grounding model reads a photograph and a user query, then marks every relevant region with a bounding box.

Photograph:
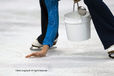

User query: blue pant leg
[84,0,114,49]
[37,0,59,44]
[43,0,59,47]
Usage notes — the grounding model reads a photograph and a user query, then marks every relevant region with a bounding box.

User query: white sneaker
[106,45,114,58]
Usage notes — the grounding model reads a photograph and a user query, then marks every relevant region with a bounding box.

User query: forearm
[42,45,49,52]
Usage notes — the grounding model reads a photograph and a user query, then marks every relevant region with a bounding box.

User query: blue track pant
[37,0,59,47]
[84,0,114,49]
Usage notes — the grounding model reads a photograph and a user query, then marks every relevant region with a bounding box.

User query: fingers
[25,52,46,58]
[25,53,35,58]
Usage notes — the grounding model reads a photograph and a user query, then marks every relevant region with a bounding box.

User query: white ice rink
[0,0,114,76]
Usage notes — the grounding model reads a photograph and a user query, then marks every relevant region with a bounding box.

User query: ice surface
[0,0,114,76]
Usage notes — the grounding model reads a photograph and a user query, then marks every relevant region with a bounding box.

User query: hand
[26,45,49,58]
[74,0,81,3]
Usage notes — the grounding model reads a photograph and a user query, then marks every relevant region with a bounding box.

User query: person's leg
[26,0,59,58]
[37,0,48,44]
[42,0,59,47]
[37,0,58,44]
[84,0,114,49]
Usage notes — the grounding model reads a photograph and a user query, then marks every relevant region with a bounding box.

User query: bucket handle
[73,1,79,12]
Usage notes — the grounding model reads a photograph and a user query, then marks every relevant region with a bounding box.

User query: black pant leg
[84,0,114,49]
[37,0,48,44]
